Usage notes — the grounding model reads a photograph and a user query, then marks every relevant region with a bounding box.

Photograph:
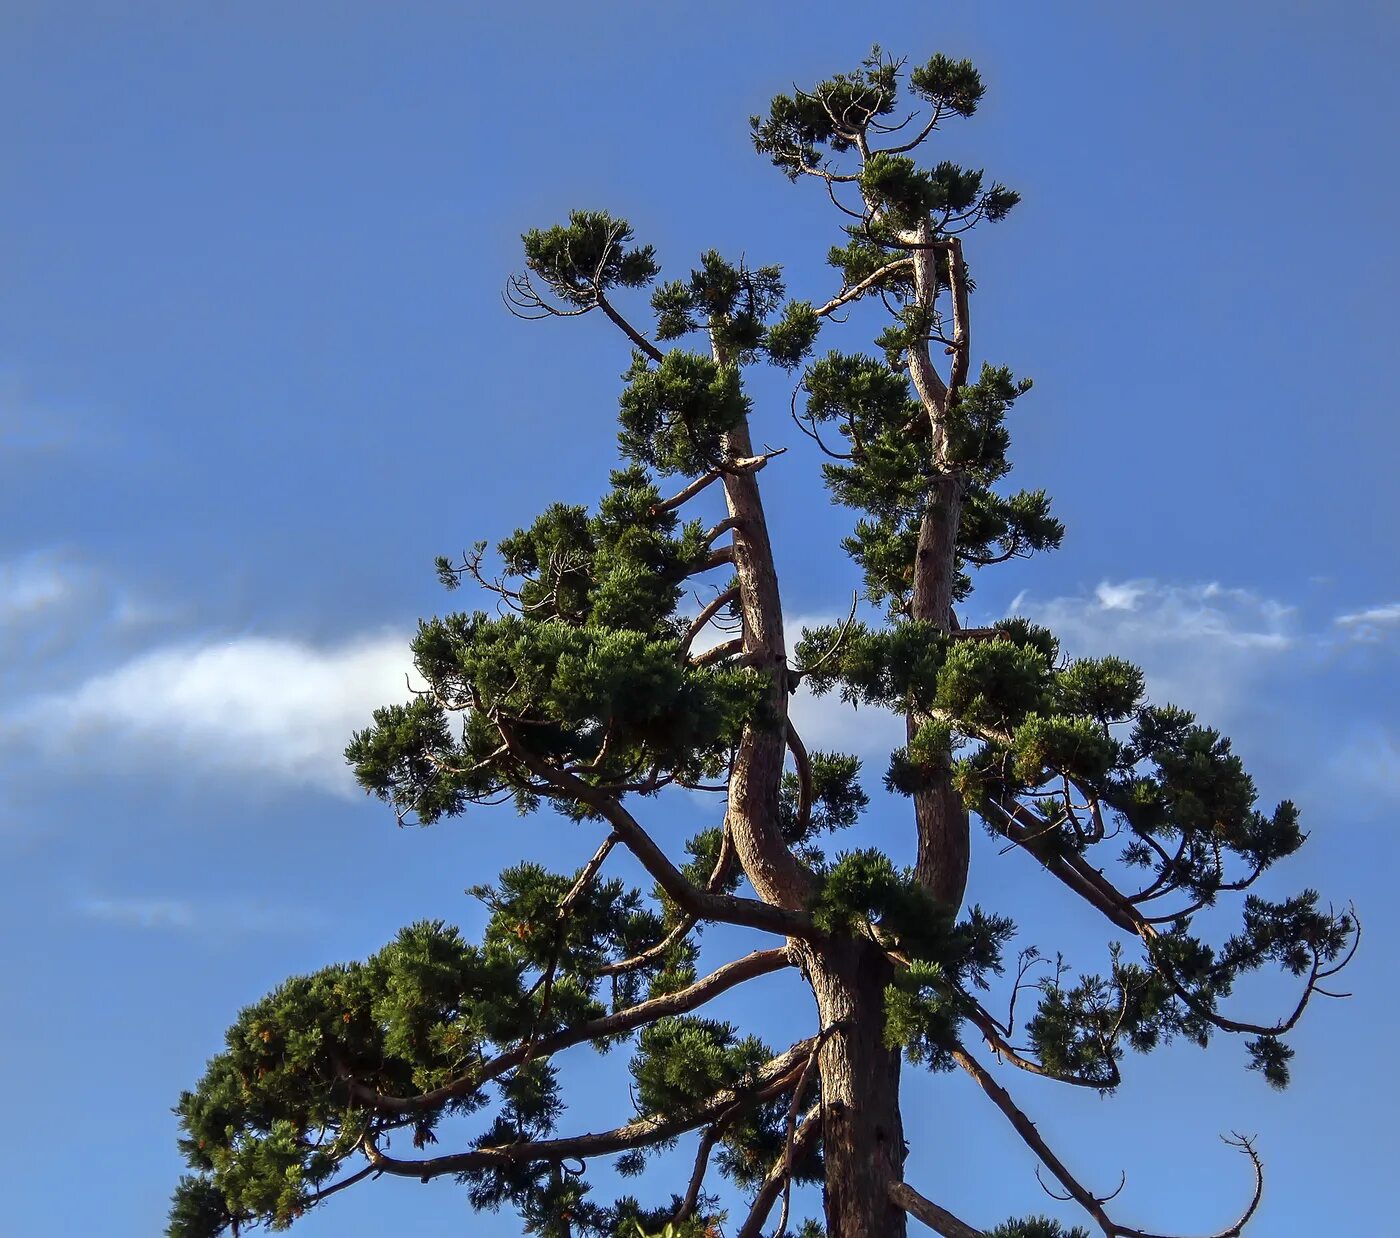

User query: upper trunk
[905,225,973,914]
[717,351,812,912]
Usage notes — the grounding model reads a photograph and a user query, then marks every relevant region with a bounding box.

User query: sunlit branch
[888,1179,984,1238]
[814,257,915,318]
[361,1037,817,1178]
[597,824,737,978]
[348,947,794,1116]
[735,1106,823,1238]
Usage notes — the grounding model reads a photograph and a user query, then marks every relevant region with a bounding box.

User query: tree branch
[350,947,795,1115]
[690,637,744,667]
[945,237,970,400]
[814,257,915,318]
[597,824,737,978]
[682,586,741,657]
[495,718,817,939]
[735,1105,823,1238]
[953,1042,1265,1238]
[596,290,664,362]
[888,1179,985,1238]
[786,717,813,839]
[361,1037,817,1178]
[672,1123,725,1225]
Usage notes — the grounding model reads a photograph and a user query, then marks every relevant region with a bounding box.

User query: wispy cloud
[75,894,327,935]
[1334,603,1400,642]
[0,553,83,622]
[1010,579,1299,720]
[19,632,413,795]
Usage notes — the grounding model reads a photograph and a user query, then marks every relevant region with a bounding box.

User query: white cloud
[75,894,327,935]
[1094,580,1148,611]
[21,631,413,795]
[785,612,904,758]
[1334,603,1400,642]
[1013,579,1298,720]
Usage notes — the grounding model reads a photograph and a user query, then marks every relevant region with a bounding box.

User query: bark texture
[800,935,909,1238]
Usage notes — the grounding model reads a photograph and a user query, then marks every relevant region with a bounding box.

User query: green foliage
[631,1017,770,1117]
[751,48,900,176]
[174,40,1353,1238]
[989,1219,1091,1238]
[523,210,659,305]
[649,250,811,368]
[618,350,749,476]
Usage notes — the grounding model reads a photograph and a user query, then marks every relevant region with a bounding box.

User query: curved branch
[495,718,817,939]
[877,102,947,156]
[350,947,795,1115]
[597,824,737,978]
[595,290,663,362]
[954,1042,1264,1238]
[303,1162,379,1208]
[814,257,915,318]
[960,992,1120,1091]
[944,237,970,400]
[691,637,744,667]
[786,718,813,839]
[682,586,741,656]
[672,1123,725,1225]
[362,1036,816,1178]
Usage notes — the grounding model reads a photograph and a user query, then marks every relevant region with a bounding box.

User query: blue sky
[2,2,1397,1234]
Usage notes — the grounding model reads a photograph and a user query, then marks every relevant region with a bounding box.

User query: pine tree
[171,49,1355,1238]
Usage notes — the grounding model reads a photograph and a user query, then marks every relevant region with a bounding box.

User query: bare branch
[954,1042,1266,1238]
[682,586,741,657]
[596,290,664,362]
[787,718,813,839]
[691,637,744,668]
[598,824,737,978]
[672,1124,724,1225]
[705,515,743,545]
[945,237,971,400]
[791,591,860,682]
[888,1179,985,1238]
[815,257,915,318]
[877,101,947,156]
[302,1162,379,1209]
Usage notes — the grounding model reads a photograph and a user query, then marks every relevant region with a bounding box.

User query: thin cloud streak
[75,894,328,935]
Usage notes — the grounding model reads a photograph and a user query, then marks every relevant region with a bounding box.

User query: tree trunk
[901,216,973,916]
[909,474,971,912]
[801,935,908,1238]
[719,393,813,911]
